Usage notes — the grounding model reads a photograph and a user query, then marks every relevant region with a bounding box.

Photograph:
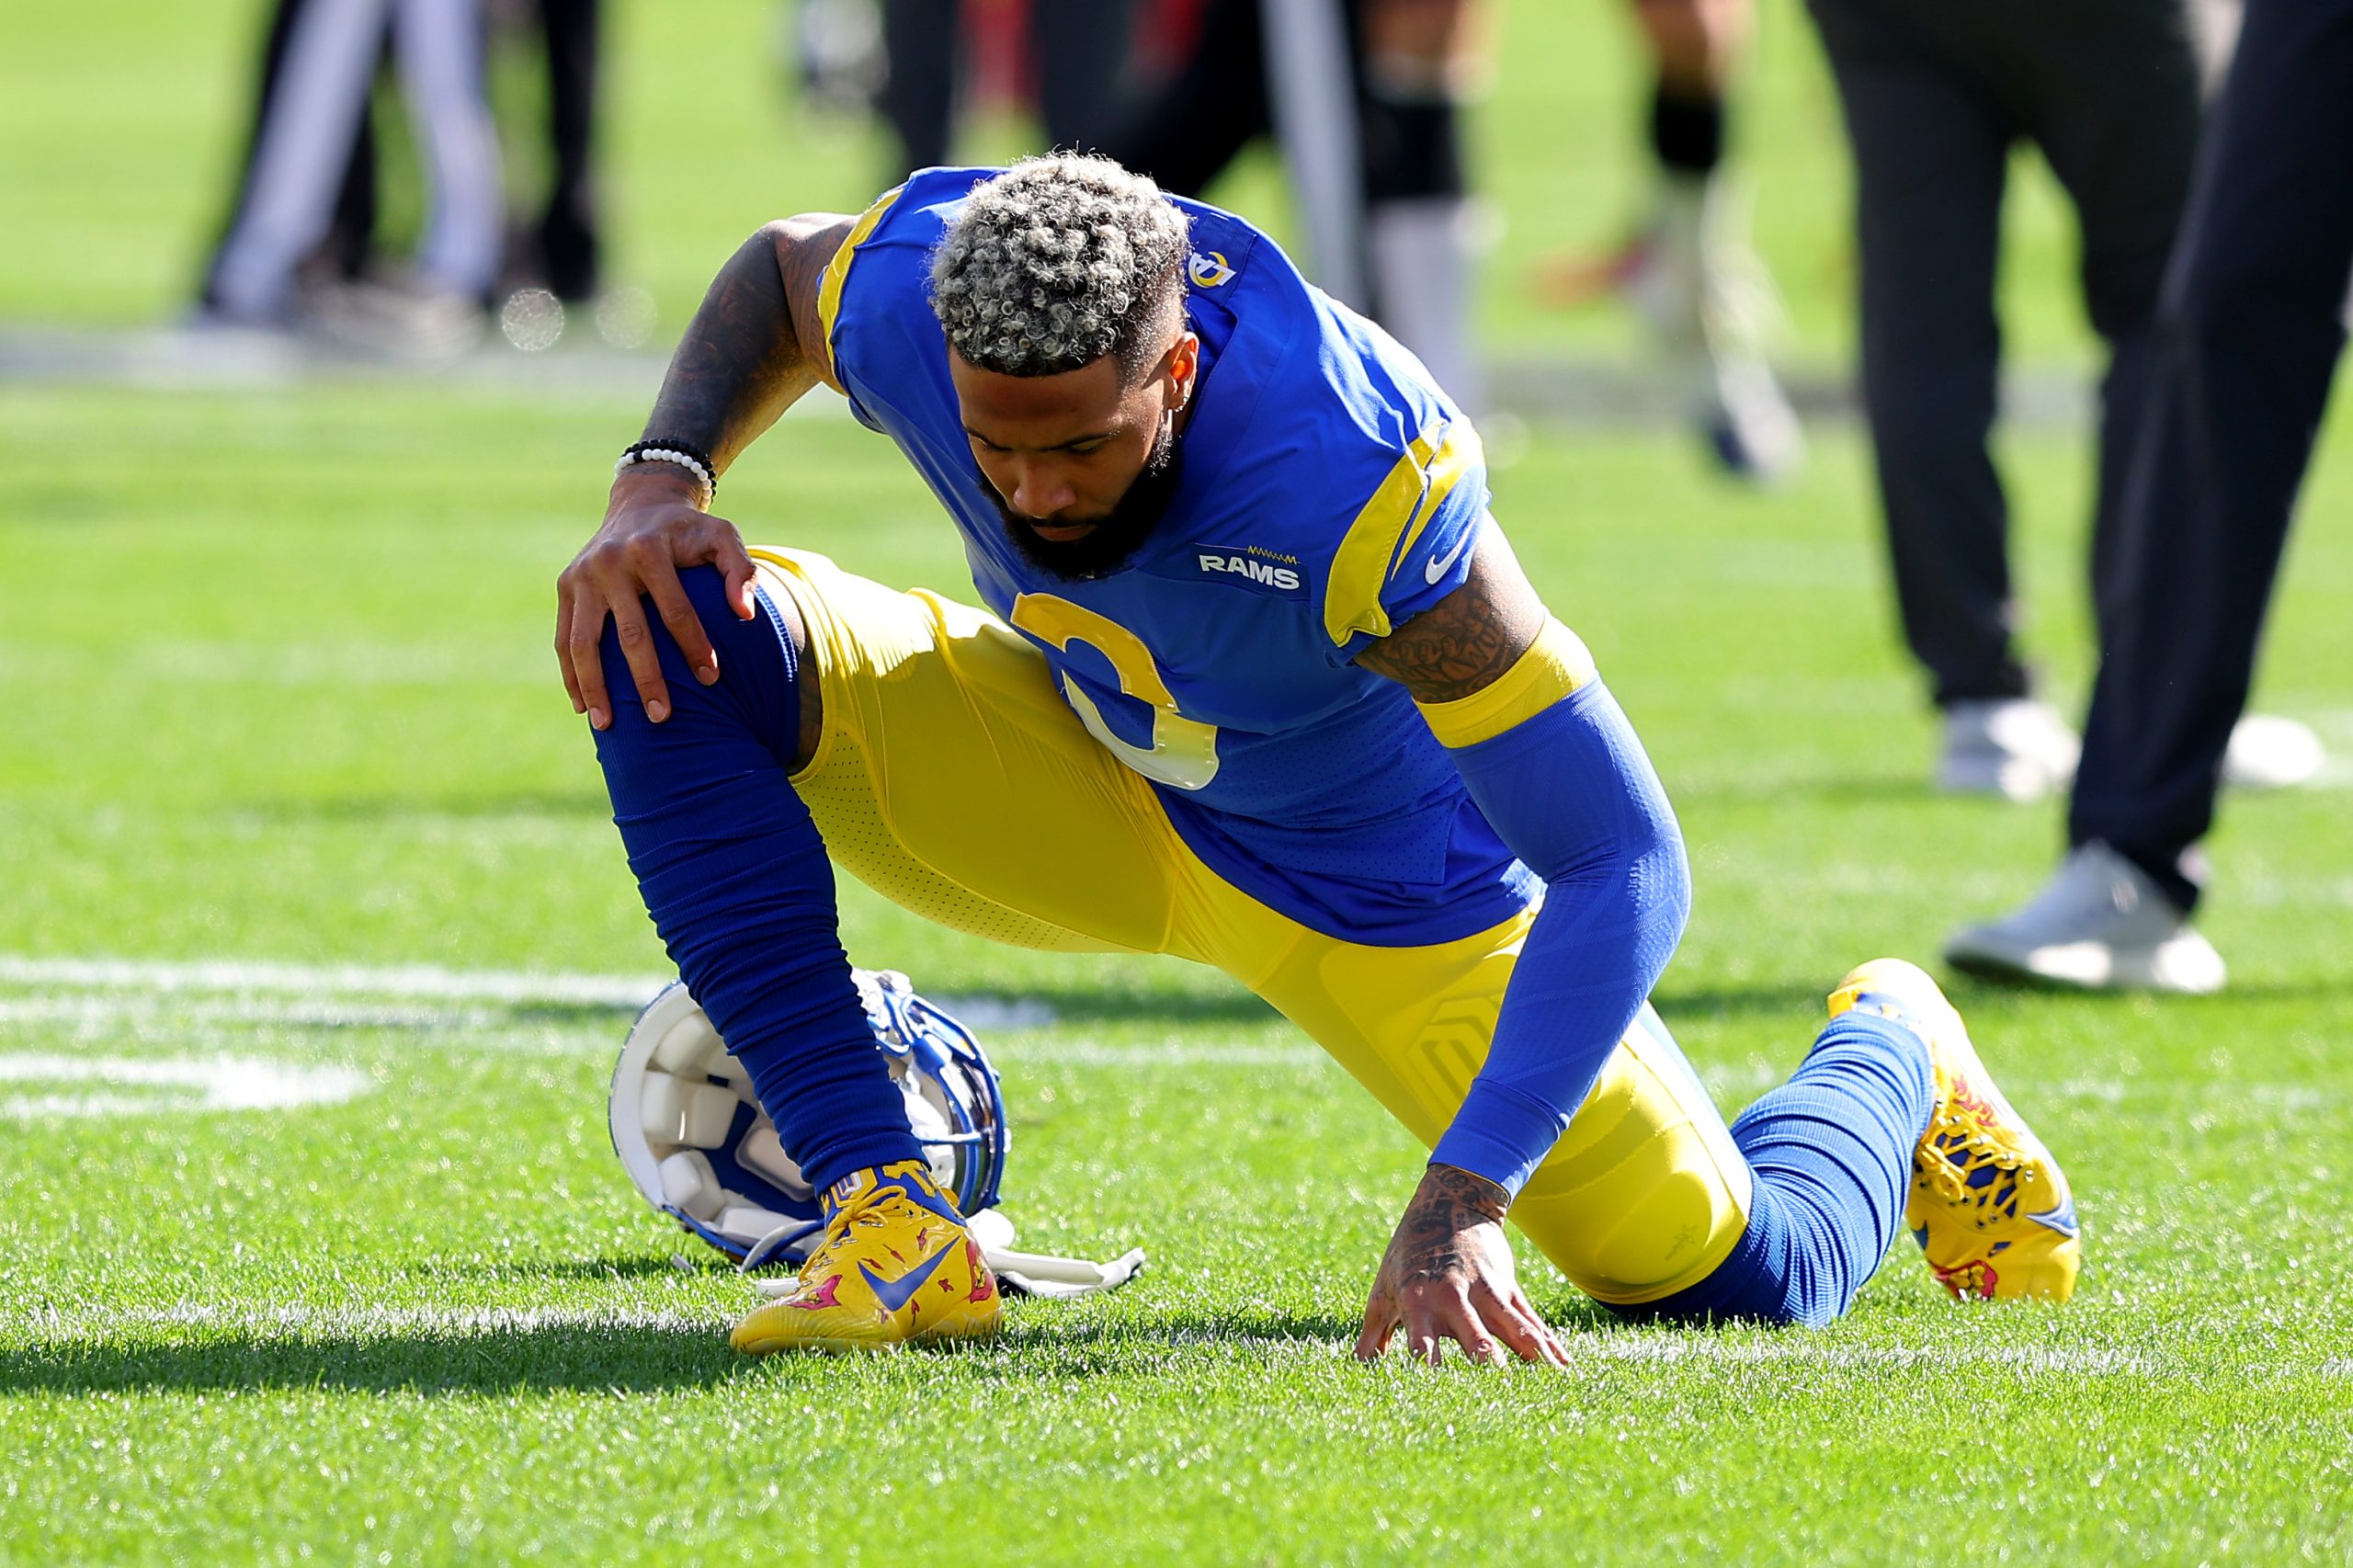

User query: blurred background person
[1948,0,2349,994]
[1537,0,1804,484]
[1100,0,1491,410]
[783,0,1484,405]
[198,0,389,313]
[507,0,607,315]
[1799,0,2204,801]
[198,0,503,350]
[859,0,1136,172]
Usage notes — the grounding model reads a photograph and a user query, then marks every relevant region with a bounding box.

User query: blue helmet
[609,970,1009,1269]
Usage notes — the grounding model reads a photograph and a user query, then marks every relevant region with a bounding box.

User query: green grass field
[6,1,2353,1562]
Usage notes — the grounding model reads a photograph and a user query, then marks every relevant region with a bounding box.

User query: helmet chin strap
[750,1206,1147,1301]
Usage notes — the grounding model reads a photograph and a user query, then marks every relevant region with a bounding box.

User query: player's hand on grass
[1355,1163,1570,1369]
[557,464,758,728]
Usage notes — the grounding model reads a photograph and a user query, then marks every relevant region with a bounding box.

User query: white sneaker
[1938,699,2081,802]
[2223,714,2326,790]
[1624,176,1805,485]
[1945,843,2225,994]
[1702,362,1802,483]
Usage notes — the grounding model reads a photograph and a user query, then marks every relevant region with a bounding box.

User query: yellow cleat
[1828,959,2081,1302]
[729,1161,1002,1355]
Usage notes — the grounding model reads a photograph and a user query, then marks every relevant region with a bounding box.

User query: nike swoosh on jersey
[861,1240,955,1312]
[1424,529,1474,585]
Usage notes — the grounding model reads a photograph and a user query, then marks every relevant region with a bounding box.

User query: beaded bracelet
[615,438,717,507]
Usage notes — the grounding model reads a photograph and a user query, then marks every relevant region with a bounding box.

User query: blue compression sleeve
[1430,680,1691,1192]
[590,565,924,1192]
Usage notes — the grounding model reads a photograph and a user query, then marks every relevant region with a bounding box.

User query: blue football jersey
[819,166,1536,945]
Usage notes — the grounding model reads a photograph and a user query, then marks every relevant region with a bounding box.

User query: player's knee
[595,565,777,710]
[673,561,742,631]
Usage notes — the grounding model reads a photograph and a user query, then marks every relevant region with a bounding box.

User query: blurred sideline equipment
[1802,0,2202,797]
[1949,0,2351,993]
[1538,0,1803,483]
[610,968,1145,1295]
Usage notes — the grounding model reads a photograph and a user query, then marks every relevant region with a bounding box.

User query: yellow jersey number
[1009,593,1222,791]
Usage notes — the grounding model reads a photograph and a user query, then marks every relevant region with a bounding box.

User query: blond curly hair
[929,154,1191,380]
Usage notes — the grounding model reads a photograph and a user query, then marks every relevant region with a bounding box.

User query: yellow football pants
[754,547,1753,1305]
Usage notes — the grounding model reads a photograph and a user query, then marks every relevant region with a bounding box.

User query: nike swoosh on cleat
[2028,1198,2080,1238]
[861,1241,956,1313]
[1424,529,1473,585]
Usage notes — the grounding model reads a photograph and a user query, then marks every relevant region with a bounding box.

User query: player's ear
[1164,330,1200,411]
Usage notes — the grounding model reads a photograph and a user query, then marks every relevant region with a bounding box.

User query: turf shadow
[0,1323,741,1395]
[1943,973,2353,1006]
[409,1256,715,1284]
[946,1297,1626,1377]
[1646,980,1841,1022]
[1,1299,1642,1393]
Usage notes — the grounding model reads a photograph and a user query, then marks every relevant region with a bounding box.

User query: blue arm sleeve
[1428,681,1692,1193]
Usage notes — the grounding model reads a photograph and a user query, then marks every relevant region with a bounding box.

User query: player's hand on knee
[1353,1164,1570,1369]
[557,466,757,728]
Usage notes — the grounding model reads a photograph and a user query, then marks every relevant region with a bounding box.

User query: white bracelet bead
[615,448,715,506]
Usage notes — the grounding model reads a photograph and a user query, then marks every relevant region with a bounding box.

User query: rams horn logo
[1187,250,1235,289]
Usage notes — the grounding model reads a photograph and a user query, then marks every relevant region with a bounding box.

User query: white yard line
[0,954,1063,1033]
[0,956,2340,1109]
[0,1052,373,1118]
[0,954,670,1009]
[0,994,512,1030]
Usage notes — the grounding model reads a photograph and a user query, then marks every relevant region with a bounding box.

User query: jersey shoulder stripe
[817,184,906,380]
[1320,417,1483,647]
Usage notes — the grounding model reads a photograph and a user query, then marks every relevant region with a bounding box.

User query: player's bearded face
[952,336,1196,581]
[989,414,1181,579]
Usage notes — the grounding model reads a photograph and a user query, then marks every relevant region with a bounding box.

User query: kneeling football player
[556,155,2079,1359]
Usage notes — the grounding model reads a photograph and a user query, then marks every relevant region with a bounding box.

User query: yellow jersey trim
[815,186,904,381]
[1391,421,1483,578]
[1414,617,1597,749]
[1321,420,1483,647]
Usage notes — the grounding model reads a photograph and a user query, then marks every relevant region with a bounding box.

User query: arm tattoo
[1392,1164,1512,1282]
[1354,540,1549,704]
[642,215,855,473]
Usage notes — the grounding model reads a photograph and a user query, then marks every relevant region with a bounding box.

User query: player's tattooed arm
[1355,1163,1571,1369]
[558,215,854,730]
[642,214,856,469]
[1353,527,1549,704]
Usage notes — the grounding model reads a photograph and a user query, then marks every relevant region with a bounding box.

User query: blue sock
[1624,1012,1933,1327]
[591,565,924,1191]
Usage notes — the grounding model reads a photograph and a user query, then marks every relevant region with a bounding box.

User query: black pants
[2071,0,2353,911]
[878,0,1135,171]
[533,0,602,302]
[1803,0,2202,707]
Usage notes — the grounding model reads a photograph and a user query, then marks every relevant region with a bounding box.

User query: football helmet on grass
[609,969,1143,1299]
